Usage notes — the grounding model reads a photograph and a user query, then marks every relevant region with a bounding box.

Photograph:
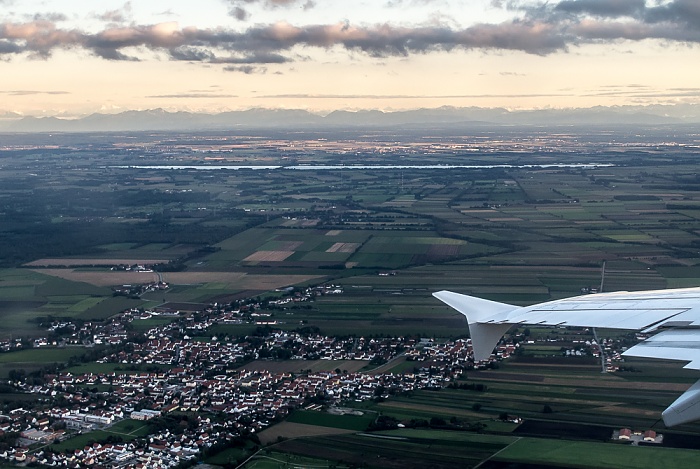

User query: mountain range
[1,105,698,133]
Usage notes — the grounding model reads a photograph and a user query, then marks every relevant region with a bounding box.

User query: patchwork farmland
[1,128,700,467]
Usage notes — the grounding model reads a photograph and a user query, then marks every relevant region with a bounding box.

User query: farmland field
[489,438,700,469]
[3,129,700,465]
[286,409,376,431]
[25,258,170,267]
[269,431,516,469]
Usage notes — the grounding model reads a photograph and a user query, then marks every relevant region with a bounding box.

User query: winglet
[663,378,700,427]
[433,290,517,362]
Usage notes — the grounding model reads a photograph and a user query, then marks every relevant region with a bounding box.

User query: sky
[1,0,699,118]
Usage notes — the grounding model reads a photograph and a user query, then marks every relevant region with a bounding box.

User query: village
[0,284,635,467]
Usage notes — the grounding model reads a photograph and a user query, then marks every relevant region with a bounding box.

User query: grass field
[271,430,515,469]
[286,410,376,431]
[4,145,700,466]
[492,438,700,469]
[9,157,700,342]
[49,419,151,453]
[0,347,87,364]
[243,450,350,469]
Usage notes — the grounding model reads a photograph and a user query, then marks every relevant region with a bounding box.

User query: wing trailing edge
[433,287,700,426]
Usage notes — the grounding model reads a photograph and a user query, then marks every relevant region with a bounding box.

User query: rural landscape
[1,123,700,468]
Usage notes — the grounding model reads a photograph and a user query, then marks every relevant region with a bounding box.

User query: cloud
[230,7,249,21]
[29,13,68,23]
[555,0,646,18]
[223,65,264,73]
[225,0,316,21]
[644,0,700,26]
[96,2,133,24]
[0,1,698,64]
[0,21,83,58]
[495,0,700,46]
[1,90,70,95]
[203,20,570,56]
[0,39,22,54]
[257,92,568,99]
[146,93,239,98]
[385,0,442,6]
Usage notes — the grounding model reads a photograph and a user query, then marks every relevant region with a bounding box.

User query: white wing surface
[433,287,700,426]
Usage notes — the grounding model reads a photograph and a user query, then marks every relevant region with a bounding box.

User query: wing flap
[434,287,700,426]
[624,329,700,371]
[494,308,684,330]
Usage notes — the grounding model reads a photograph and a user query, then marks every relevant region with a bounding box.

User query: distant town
[0,283,643,467]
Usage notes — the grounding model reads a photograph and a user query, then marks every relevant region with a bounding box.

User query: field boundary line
[474,436,522,469]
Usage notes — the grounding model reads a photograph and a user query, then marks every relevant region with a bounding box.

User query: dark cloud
[30,13,68,22]
[95,2,133,24]
[0,1,698,64]
[225,0,315,21]
[555,0,646,18]
[224,64,264,73]
[170,46,287,64]
[213,52,289,64]
[170,46,216,62]
[0,39,22,54]
[230,7,249,21]
[0,21,83,58]
[645,0,700,26]
[493,0,700,47]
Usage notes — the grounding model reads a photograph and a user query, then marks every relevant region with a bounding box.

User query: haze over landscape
[3,2,700,468]
[1,0,699,128]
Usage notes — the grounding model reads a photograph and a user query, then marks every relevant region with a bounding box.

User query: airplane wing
[433,287,700,427]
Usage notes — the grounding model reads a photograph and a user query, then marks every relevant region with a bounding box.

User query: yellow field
[326,242,360,253]
[243,251,294,262]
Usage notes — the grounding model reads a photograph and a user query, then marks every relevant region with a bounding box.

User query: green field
[49,419,151,453]
[493,438,700,469]
[243,450,350,469]
[0,347,87,364]
[270,430,514,468]
[286,409,376,431]
[3,132,700,466]
[7,155,700,339]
